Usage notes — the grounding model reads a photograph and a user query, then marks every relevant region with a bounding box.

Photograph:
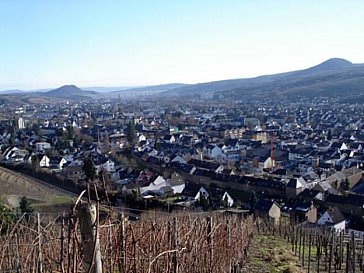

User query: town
[2,1,364,271]
[1,92,364,236]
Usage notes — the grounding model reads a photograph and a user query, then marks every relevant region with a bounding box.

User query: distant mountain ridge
[0,85,98,105]
[161,58,364,98]
[308,58,353,71]
[1,58,364,103]
[0,89,26,95]
[43,85,97,98]
[109,83,189,96]
[0,83,188,98]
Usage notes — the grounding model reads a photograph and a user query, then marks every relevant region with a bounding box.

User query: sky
[0,0,364,90]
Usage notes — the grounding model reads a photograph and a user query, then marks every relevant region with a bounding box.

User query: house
[177,163,196,175]
[325,167,363,189]
[188,159,223,173]
[285,178,304,199]
[312,182,339,195]
[38,154,50,167]
[204,144,226,161]
[170,180,186,195]
[181,183,209,201]
[298,189,325,202]
[94,157,115,174]
[222,139,240,153]
[291,201,317,223]
[263,156,276,170]
[209,188,235,208]
[169,172,186,194]
[138,134,147,142]
[163,135,175,143]
[317,207,346,232]
[139,175,185,196]
[2,147,28,164]
[36,142,51,153]
[221,191,234,208]
[62,165,84,182]
[194,186,209,201]
[347,216,364,238]
[49,156,68,170]
[255,199,281,224]
[224,150,241,162]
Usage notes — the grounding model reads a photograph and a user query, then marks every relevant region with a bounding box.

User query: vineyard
[0,205,255,273]
[2,198,364,273]
[258,219,364,273]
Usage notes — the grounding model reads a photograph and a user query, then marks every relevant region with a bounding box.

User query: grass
[31,195,73,211]
[157,196,181,203]
[47,195,74,204]
[245,234,306,273]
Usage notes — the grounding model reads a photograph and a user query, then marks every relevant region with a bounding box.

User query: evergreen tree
[8,133,15,145]
[83,157,96,181]
[343,178,350,191]
[126,121,136,146]
[19,196,33,221]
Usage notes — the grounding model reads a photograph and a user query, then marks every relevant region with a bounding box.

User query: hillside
[2,58,363,102]
[0,166,72,207]
[43,84,97,99]
[0,83,187,103]
[162,58,364,98]
[0,85,98,105]
[107,83,189,97]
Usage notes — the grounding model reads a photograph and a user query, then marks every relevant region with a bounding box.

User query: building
[255,199,281,224]
[17,117,25,129]
[317,207,346,232]
[291,201,317,223]
[36,142,51,153]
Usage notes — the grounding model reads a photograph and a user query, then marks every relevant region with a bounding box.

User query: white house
[317,207,346,232]
[194,186,209,201]
[221,192,234,207]
[139,175,185,196]
[204,144,216,157]
[138,134,147,142]
[140,176,168,195]
[2,147,28,163]
[102,159,115,173]
[50,157,68,170]
[340,142,348,151]
[95,158,115,174]
[17,117,25,129]
[263,156,276,169]
[170,180,186,194]
[36,142,51,153]
[39,155,50,167]
[163,135,175,143]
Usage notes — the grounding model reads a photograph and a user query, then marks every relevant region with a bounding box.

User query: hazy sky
[1,0,364,90]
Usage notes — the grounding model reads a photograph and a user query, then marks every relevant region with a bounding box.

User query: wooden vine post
[77,203,103,273]
[37,212,43,273]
